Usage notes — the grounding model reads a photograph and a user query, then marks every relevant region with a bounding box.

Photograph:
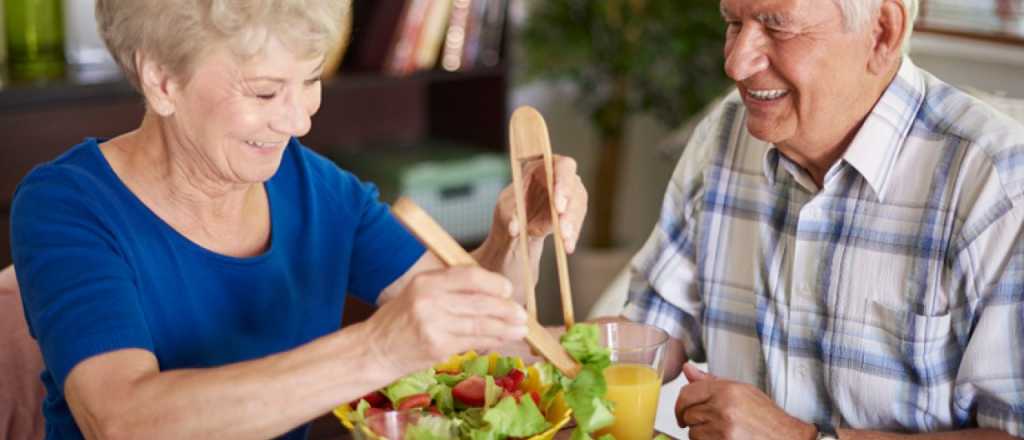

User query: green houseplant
[521,0,730,248]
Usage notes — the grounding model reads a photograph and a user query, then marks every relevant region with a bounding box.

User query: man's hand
[676,363,817,440]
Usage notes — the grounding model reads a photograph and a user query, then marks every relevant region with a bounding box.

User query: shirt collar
[840,57,925,202]
[759,57,925,201]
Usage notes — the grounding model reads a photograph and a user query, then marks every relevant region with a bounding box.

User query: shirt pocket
[827,299,960,431]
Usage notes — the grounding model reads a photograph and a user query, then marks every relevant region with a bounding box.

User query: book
[414,0,455,71]
[344,0,408,71]
[386,0,433,75]
[460,0,489,70]
[477,0,507,67]
[441,0,473,71]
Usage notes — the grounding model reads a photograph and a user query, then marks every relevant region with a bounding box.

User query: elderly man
[621,0,1024,438]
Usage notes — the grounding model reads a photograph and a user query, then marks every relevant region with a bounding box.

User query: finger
[426,266,514,299]
[444,315,529,341]
[683,362,713,382]
[559,221,576,254]
[456,336,514,353]
[678,403,715,427]
[508,218,521,238]
[551,155,579,213]
[440,291,528,324]
[676,380,715,414]
[559,176,586,253]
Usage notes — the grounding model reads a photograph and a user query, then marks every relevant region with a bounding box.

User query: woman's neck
[102,111,269,252]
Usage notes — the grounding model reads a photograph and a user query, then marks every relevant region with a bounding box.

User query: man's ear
[868,0,907,74]
[136,52,179,117]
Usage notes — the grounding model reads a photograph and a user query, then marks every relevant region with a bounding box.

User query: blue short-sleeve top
[10,138,426,439]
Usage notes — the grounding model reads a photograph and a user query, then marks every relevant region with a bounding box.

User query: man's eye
[769,29,795,39]
[726,22,741,34]
[256,93,277,100]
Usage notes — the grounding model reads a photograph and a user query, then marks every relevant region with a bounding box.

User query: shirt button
[796,365,809,378]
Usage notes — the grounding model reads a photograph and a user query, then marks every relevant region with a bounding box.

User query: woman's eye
[256,93,277,100]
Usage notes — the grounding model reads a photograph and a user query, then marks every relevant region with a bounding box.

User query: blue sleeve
[10,170,154,391]
[344,176,426,305]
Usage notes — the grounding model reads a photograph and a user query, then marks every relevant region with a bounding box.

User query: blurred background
[1,0,1023,436]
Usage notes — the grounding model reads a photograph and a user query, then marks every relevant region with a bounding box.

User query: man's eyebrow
[720,4,734,19]
[754,12,792,28]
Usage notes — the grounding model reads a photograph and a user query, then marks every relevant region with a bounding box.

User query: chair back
[0,266,45,440]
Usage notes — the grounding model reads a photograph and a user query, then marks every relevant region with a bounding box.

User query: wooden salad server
[508,105,576,329]
[391,197,580,378]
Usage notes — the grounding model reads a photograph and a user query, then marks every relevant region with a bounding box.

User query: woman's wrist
[323,322,400,395]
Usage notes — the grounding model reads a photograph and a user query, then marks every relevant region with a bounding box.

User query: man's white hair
[833,0,919,53]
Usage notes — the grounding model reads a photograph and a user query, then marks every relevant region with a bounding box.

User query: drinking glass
[596,321,670,440]
[354,409,455,440]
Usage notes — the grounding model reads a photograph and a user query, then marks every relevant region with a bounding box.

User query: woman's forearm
[78,321,391,440]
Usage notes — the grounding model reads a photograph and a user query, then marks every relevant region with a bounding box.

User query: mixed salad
[340,324,618,440]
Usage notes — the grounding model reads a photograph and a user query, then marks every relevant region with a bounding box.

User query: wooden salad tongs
[508,106,576,329]
[392,198,581,378]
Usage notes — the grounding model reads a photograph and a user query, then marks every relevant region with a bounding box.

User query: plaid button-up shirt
[624,59,1024,435]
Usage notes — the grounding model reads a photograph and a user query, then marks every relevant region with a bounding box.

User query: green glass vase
[4,0,65,81]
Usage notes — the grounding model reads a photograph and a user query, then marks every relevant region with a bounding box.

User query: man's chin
[745,120,788,144]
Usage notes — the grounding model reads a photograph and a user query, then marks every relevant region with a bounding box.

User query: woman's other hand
[359,266,528,378]
[491,154,588,254]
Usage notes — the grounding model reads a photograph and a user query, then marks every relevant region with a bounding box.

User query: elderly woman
[10,1,587,439]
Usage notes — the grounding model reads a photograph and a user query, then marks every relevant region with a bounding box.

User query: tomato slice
[350,390,388,408]
[505,369,526,390]
[452,375,486,407]
[397,393,432,410]
[494,376,516,393]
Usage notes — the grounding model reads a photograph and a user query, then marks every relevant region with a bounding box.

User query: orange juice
[598,363,662,440]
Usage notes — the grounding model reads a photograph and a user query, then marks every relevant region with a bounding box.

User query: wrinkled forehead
[719,0,834,26]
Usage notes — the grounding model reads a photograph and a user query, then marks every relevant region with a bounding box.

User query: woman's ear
[868,0,907,75]
[136,52,178,117]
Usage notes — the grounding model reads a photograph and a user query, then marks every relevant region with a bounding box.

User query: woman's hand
[493,155,587,253]
[359,266,529,379]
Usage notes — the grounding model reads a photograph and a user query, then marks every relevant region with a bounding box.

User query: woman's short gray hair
[96,0,350,91]
[834,0,919,52]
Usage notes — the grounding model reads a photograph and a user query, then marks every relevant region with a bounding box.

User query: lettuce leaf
[463,357,490,377]
[559,324,615,434]
[482,396,551,438]
[493,356,516,378]
[436,372,469,387]
[429,383,455,415]
[569,428,615,440]
[560,324,611,371]
[484,376,503,408]
[405,415,459,440]
[350,399,371,425]
[383,369,438,407]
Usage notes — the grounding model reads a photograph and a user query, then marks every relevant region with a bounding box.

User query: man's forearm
[836,428,1016,440]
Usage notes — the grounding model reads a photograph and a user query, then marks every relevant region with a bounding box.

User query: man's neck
[780,61,903,188]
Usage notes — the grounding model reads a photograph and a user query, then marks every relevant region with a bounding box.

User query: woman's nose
[272,94,312,137]
[724,25,769,82]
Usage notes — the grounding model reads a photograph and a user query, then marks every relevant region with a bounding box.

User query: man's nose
[724,25,769,82]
